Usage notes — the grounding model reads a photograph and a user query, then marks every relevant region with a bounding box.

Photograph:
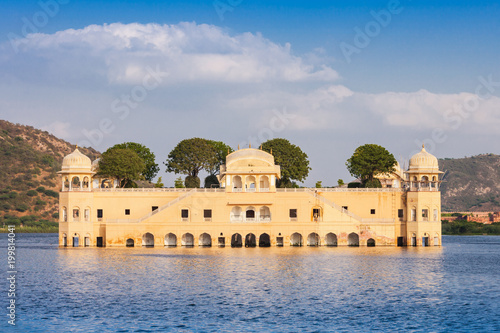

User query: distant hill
[0,120,99,227]
[439,154,500,212]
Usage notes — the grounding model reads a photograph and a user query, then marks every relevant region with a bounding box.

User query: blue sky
[1,0,500,186]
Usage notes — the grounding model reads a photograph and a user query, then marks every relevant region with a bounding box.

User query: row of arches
[61,206,91,222]
[131,232,365,248]
[62,176,117,191]
[230,206,271,222]
[410,207,440,222]
[62,176,90,191]
[232,175,270,192]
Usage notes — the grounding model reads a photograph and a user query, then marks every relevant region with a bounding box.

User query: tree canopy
[262,138,311,187]
[109,142,159,181]
[207,140,234,175]
[346,144,397,186]
[165,138,218,178]
[97,148,145,188]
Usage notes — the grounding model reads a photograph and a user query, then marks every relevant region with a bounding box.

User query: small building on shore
[58,145,442,247]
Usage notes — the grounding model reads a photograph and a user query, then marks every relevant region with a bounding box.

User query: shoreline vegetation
[442,220,500,235]
[0,215,58,233]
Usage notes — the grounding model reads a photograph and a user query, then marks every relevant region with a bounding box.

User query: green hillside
[0,120,99,231]
[439,154,500,212]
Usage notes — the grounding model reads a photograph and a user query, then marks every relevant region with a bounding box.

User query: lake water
[1,234,500,332]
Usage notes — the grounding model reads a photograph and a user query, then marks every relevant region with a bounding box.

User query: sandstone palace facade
[58,146,442,248]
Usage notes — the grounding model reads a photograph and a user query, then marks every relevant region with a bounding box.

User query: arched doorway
[142,233,154,247]
[164,233,177,247]
[62,233,67,247]
[307,233,320,246]
[367,238,375,247]
[325,233,337,246]
[422,233,429,247]
[182,233,194,247]
[259,233,271,247]
[231,233,242,248]
[73,233,80,247]
[434,233,439,246]
[290,233,303,247]
[411,233,417,247]
[245,233,256,247]
[126,238,134,247]
[347,233,359,247]
[199,233,212,247]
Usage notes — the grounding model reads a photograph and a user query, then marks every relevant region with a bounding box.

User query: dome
[409,145,439,172]
[226,148,275,168]
[61,148,92,172]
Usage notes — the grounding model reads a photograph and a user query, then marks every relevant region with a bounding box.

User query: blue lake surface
[1,234,500,332]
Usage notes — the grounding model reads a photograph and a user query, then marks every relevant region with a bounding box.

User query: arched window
[433,208,438,221]
[312,207,322,222]
[411,207,416,221]
[72,176,81,190]
[245,206,256,221]
[84,208,90,222]
[72,207,80,222]
[422,208,429,221]
[62,207,67,222]
[259,206,271,221]
[63,177,69,191]
[233,176,242,191]
[230,206,242,222]
[83,177,90,189]
[259,176,270,191]
[245,176,256,191]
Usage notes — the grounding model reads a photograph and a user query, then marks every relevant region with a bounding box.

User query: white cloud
[41,121,72,140]
[6,22,339,85]
[1,22,500,186]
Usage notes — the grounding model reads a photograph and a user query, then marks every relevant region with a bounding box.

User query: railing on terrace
[93,188,225,193]
[259,188,270,192]
[311,188,403,192]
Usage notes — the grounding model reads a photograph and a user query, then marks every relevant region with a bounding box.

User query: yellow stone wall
[58,147,442,248]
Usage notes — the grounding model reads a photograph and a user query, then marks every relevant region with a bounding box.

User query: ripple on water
[2,234,500,332]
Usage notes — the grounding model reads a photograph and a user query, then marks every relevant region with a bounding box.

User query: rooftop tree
[165,138,218,187]
[97,148,145,188]
[346,144,397,188]
[109,142,159,181]
[262,138,311,188]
